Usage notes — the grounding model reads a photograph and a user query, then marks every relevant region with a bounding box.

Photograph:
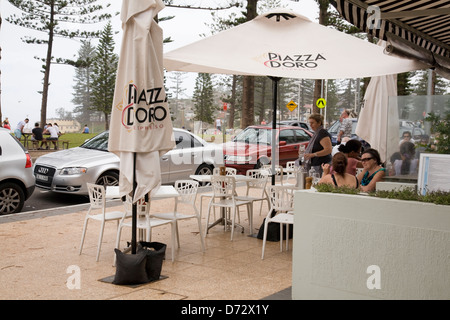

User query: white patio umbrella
[163,9,424,183]
[356,73,399,163]
[164,9,424,79]
[109,0,175,254]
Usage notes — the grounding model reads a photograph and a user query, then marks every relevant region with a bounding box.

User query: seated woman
[319,152,359,188]
[337,139,363,175]
[357,148,385,192]
[394,141,418,175]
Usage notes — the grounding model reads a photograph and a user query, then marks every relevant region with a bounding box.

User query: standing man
[14,118,29,140]
[216,118,222,133]
[337,110,352,144]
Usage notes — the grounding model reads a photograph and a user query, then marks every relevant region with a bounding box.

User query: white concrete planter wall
[292,190,450,300]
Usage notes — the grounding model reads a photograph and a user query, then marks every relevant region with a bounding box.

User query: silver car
[0,128,36,214]
[33,128,223,195]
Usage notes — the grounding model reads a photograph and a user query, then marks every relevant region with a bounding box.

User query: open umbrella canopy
[109,0,175,202]
[163,9,425,79]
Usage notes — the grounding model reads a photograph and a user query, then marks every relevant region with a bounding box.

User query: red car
[223,125,312,174]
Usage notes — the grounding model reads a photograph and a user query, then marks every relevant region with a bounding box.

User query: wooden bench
[30,139,69,150]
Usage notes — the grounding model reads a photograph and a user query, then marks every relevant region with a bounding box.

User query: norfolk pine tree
[5,0,112,129]
[91,22,118,130]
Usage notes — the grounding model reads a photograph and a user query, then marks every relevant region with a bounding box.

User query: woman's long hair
[400,141,415,175]
[338,139,362,154]
[332,152,348,176]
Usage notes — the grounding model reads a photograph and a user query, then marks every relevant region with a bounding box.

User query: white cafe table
[189,174,255,183]
[106,185,179,243]
[190,174,255,235]
[105,185,179,200]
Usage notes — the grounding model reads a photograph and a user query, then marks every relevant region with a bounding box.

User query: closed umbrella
[163,9,424,183]
[356,41,400,164]
[356,72,399,163]
[108,0,175,254]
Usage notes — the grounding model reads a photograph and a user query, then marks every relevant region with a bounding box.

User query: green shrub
[315,184,450,206]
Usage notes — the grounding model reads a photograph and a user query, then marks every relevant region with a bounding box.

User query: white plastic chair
[115,194,176,262]
[79,183,124,261]
[235,169,270,218]
[205,175,253,240]
[201,167,237,221]
[262,164,284,185]
[261,185,296,259]
[152,180,205,252]
[213,167,237,176]
[285,161,296,180]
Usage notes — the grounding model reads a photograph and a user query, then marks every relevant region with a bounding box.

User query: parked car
[399,126,428,141]
[327,118,371,150]
[223,125,313,174]
[33,128,223,195]
[268,120,312,132]
[0,128,35,214]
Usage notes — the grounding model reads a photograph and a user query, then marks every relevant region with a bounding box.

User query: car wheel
[0,182,25,214]
[195,163,213,186]
[95,171,120,187]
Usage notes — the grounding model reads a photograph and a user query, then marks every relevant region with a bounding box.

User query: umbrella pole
[269,76,281,186]
[132,152,137,254]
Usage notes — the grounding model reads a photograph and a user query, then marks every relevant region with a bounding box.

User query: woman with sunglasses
[357,148,385,192]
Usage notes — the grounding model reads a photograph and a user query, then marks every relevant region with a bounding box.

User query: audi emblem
[38,167,49,174]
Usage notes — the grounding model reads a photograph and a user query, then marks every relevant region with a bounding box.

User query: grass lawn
[59,132,230,149]
[59,133,97,148]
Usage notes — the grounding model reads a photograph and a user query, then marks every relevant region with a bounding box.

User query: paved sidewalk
[0,184,293,300]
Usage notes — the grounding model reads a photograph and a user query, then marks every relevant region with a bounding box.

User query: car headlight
[60,167,88,175]
[225,155,252,163]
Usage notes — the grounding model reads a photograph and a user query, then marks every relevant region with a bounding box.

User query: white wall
[292,190,450,300]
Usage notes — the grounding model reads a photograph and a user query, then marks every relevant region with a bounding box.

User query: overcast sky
[1,0,318,129]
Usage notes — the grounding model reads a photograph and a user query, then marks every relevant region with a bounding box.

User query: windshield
[233,127,272,145]
[80,131,109,151]
[328,120,357,135]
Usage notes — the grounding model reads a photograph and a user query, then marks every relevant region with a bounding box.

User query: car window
[279,129,295,144]
[294,129,311,142]
[233,128,271,145]
[80,131,109,151]
[174,131,202,149]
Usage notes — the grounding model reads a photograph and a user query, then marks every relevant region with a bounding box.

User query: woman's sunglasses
[361,157,374,163]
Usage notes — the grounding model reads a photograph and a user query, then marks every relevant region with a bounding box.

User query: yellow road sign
[286,100,298,112]
[316,98,326,109]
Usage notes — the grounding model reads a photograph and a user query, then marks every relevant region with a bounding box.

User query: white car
[33,128,223,195]
[0,128,35,214]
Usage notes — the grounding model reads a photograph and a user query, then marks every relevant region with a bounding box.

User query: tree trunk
[40,1,55,129]
[241,0,258,128]
[241,76,255,128]
[228,75,237,129]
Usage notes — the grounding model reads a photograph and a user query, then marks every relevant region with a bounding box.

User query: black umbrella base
[101,241,168,286]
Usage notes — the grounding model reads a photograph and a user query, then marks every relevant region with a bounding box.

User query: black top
[32,127,44,141]
[310,128,332,167]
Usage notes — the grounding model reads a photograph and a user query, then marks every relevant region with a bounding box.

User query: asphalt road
[22,188,91,213]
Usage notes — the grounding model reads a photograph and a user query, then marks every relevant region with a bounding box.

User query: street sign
[316,98,326,109]
[286,100,298,112]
